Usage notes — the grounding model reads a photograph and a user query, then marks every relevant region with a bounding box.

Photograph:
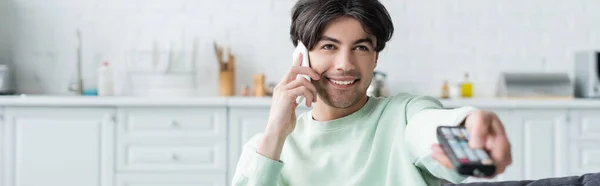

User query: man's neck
[311,95,369,121]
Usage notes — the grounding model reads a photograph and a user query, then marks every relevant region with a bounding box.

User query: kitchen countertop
[0,95,599,108]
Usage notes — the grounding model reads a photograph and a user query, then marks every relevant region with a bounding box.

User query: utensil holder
[219,69,235,96]
[253,74,266,97]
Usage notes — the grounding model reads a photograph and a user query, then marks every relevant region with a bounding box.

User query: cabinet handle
[103,115,117,124]
[171,120,180,128]
[104,114,117,123]
[171,154,180,161]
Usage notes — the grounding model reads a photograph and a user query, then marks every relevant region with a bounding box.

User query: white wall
[3,0,600,97]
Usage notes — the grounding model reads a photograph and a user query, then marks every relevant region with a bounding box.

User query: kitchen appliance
[496,72,573,99]
[574,51,600,98]
[0,63,15,95]
[367,71,389,97]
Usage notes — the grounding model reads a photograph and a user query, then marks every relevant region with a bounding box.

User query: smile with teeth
[329,79,357,85]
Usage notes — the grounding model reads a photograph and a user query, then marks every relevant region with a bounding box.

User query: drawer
[118,108,226,138]
[569,110,600,140]
[568,140,600,175]
[117,141,226,172]
[116,173,226,186]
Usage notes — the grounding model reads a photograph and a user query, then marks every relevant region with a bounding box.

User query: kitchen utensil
[367,71,388,97]
[214,42,236,96]
[67,29,84,95]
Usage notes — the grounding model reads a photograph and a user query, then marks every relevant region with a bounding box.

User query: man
[231,0,513,185]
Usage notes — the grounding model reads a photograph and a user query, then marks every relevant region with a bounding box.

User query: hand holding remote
[432,110,512,178]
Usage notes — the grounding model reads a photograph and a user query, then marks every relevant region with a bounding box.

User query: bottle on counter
[240,84,250,96]
[97,61,114,96]
[253,74,266,97]
[460,72,473,98]
[441,80,450,99]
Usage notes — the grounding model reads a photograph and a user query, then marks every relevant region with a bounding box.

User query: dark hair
[290,0,394,52]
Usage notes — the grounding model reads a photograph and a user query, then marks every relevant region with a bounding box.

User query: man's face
[309,16,378,108]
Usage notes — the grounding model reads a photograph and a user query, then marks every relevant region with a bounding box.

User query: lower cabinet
[2,107,115,186]
[0,104,598,186]
[115,107,228,186]
[464,109,600,183]
[465,109,570,183]
[566,109,600,177]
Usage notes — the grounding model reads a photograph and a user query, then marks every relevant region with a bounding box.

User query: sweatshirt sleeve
[231,133,285,186]
[402,95,479,183]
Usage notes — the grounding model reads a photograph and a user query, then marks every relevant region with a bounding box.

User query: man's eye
[355,46,369,51]
[322,44,336,50]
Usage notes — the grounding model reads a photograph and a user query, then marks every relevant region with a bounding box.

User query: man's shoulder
[383,92,416,102]
[381,93,443,107]
[373,93,444,120]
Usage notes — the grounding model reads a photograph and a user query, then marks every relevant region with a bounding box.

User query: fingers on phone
[293,66,320,80]
[288,86,315,107]
[293,52,303,66]
[284,78,317,107]
[281,66,320,85]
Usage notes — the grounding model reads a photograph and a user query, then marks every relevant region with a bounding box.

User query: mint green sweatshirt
[232,93,479,186]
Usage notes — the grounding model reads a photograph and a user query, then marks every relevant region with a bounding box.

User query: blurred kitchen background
[1,0,599,98]
[1,1,600,186]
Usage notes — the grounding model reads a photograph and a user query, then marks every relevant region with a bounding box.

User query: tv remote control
[437,126,496,177]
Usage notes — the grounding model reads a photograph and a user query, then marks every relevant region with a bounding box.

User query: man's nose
[334,50,356,71]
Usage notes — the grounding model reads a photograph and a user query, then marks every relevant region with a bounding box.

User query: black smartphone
[436,126,496,177]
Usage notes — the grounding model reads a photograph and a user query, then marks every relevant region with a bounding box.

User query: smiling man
[231,0,513,185]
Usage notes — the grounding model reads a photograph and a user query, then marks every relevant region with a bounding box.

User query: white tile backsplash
[2,0,600,97]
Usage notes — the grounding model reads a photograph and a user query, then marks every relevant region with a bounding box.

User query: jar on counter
[450,82,461,98]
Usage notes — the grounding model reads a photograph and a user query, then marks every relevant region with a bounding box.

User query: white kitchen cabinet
[115,107,228,186]
[0,97,597,186]
[465,109,570,182]
[504,109,569,181]
[2,107,115,186]
[458,109,574,183]
[566,109,600,177]
[116,107,227,173]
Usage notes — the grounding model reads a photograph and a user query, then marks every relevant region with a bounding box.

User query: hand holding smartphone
[292,41,311,105]
[259,40,320,160]
[437,126,496,177]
